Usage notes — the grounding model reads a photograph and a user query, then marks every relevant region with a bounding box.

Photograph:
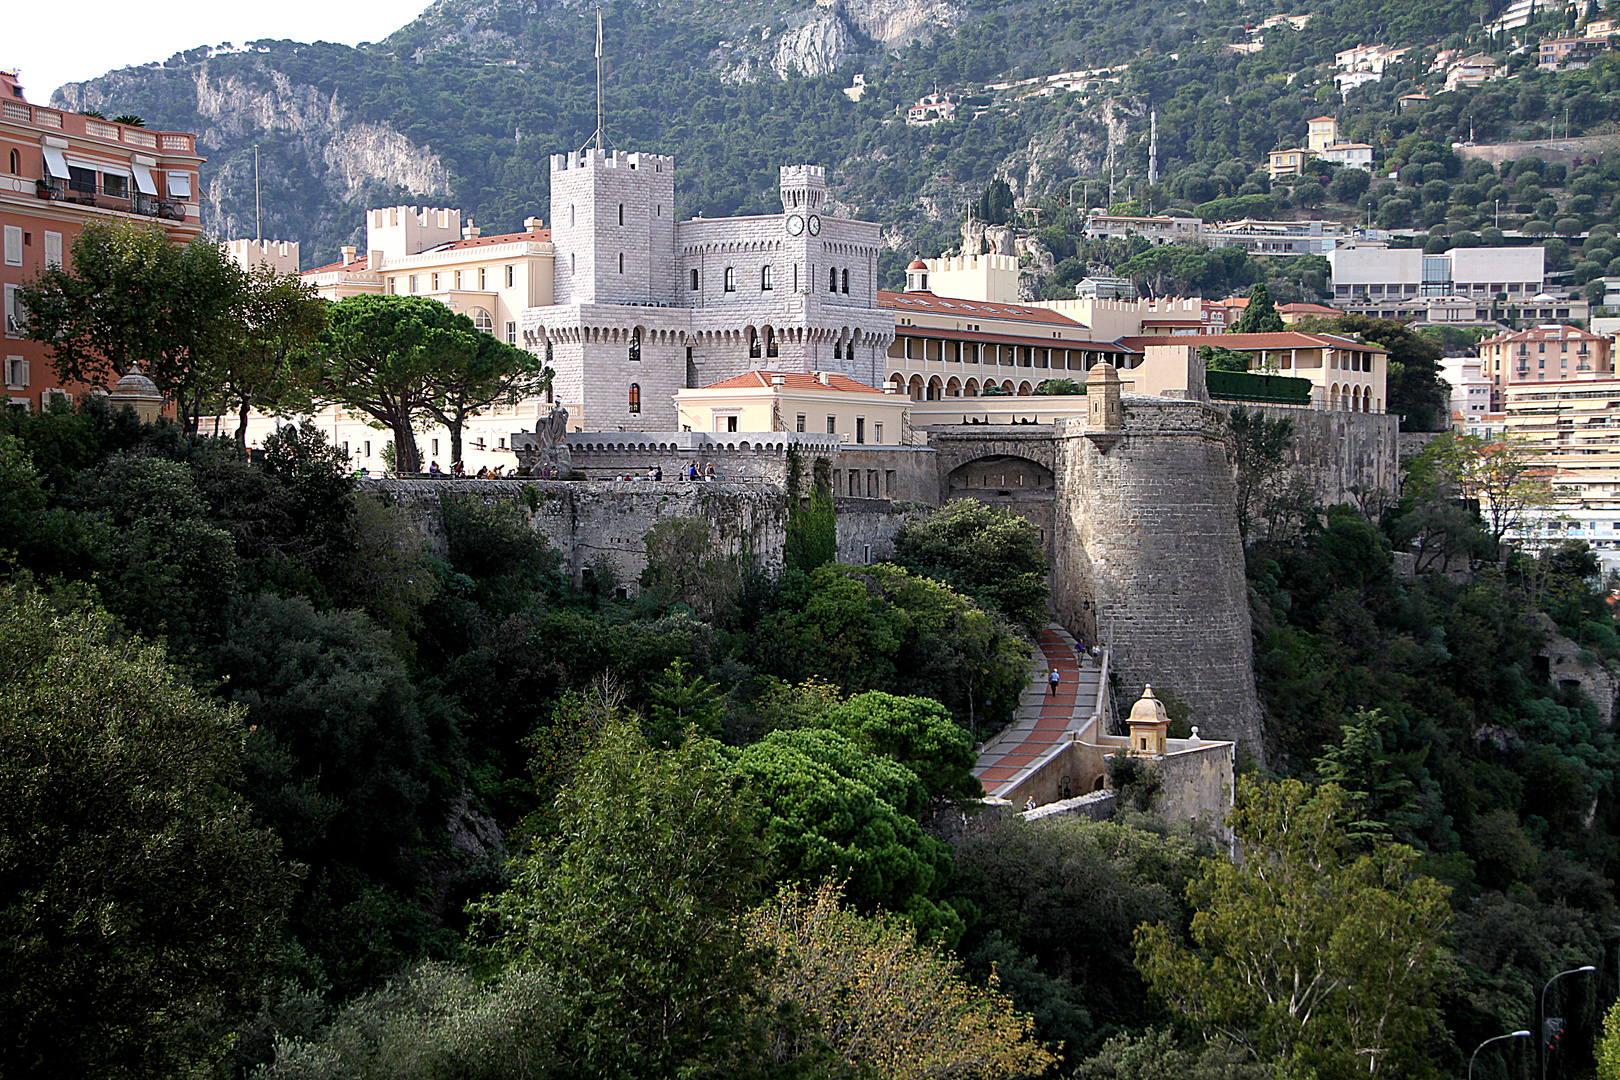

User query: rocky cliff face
[55,62,451,252]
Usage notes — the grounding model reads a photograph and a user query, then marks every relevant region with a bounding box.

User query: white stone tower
[779,164,827,214]
[549,150,677,306]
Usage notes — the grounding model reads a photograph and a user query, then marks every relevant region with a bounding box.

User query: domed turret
[905,257,930,293]
[108,363,163,423]
[1127,684,1170,758]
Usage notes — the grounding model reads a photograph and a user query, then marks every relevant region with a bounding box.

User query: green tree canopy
[730,726,960,943]
[19,220,247,430]
[475,718,770,1077]
[755,562,1030,736]
[823,691,979,801]
[0,586,296,1079]
[1135,778,1450,1080]
[892,498,1049,630]
[307,294,485,474]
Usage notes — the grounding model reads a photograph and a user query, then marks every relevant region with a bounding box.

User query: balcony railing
[34,178,188,221]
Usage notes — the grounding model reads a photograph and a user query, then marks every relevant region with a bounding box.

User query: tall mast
[595,9,604,150]
[1148,111,1158,186]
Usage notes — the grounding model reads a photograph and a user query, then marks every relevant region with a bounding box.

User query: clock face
[785,214,805,236]
[807,214,821,235]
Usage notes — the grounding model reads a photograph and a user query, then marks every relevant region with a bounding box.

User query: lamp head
[1580,965,1598,972]
[1512,1030,1532,1038]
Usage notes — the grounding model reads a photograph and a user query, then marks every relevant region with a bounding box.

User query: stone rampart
[366,477,788,586]
[1236,406,1401,506]
[1051,399,1265,756]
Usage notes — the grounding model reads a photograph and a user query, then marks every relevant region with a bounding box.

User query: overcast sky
[6,0,430,103]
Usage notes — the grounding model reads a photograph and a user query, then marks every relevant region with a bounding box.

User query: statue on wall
[537,405,572,475]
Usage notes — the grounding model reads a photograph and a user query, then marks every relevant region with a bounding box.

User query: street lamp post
[1539,965,1596,1080]
[1470,1031,1531,1080]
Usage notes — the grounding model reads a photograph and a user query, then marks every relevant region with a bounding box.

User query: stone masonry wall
[1238,406,1401,506]
[1051,399,1265,757]
[369,477,788,587]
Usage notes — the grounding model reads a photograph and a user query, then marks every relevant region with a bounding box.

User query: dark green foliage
[1227,404,1299,544]
[438,491,562,613]
[973,178,1017,225]
[73,453,243,659]
[1231,283,1284,334]
[476,719,772,1077]
[1034,377,1084,394]
[0,586,296,1079]
[783,451,836,578]
[644,657,726,746]
[731,726,962,944]
[1199,344,1251,373]
[823,691,980,801]
[892,498,1048,631]
[215,593,431,876]
[753,562,1030,737]
[946,817,1203,1062]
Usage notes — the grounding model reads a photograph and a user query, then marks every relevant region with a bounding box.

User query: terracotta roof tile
[1120,331,1388,352]
[878,290,1085,327]
[695,371,887,393]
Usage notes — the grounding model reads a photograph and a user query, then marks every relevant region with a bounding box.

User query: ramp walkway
[973,625,1108,800]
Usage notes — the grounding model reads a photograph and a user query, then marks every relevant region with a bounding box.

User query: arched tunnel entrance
[945,454,1057,561]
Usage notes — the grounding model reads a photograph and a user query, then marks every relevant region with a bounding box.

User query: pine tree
[1232,283,1285,334]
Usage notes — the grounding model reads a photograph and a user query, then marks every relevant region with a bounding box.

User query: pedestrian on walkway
[1023,796,1036,812]
[1048,668,1060,695]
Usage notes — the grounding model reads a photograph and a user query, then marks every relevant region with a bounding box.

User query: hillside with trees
[45,0,1620,288]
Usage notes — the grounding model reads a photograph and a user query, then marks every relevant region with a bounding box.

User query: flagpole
[595,9,603,151]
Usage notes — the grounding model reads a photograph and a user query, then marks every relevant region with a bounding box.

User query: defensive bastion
[365,370,1406,758]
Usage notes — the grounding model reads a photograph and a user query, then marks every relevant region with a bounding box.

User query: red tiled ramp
[973,624,1104,799]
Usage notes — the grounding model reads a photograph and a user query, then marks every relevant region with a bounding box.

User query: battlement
[367,206,462,259]
[780,164,828,212]
[225,238,300,275]
[551,149,674,174]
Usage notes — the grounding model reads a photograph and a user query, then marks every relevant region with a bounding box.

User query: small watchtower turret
[1085,361,1123,446]
[1127,684,1171,758]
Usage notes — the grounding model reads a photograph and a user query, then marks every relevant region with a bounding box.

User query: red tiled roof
[696,371,887,393]
[1279,302,1340,314]
[1482,324,1605,344]
[878,290,1085,327]
[304,260,369,275]
[443,228,551,248]
[895,323,1140,354]
[1120,331,1388,353]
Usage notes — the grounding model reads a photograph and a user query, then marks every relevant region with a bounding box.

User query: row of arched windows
[693,265,850,294]
[828,267,849,294]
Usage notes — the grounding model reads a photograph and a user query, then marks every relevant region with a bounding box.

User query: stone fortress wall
[382,382,1400,763]
[1049,396,1265,758]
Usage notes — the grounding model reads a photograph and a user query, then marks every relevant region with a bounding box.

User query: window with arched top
[724,267,736,292]
[628,383,641,413]
[841,268,849,294]
[766,327,778,358]
[690,268,699,291]
[468,307,494,334]
[569,205,575,228]
[749,328,761,359]
[7,149,17,175]
[828,267,838,292]
[761,264,773,291]
[618,253,624,274]
[618,203,624,225]
[834,338,843,360]
[628,327,641,362]
[545,339,554,365]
